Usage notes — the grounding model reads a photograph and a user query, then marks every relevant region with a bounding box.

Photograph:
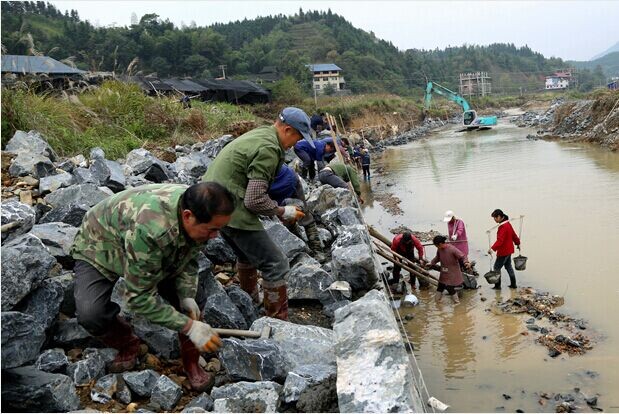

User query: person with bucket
[426,235,472,304]
[488,209,521,289]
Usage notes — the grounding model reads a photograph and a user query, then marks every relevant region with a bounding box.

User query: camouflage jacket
[71,184,201,331]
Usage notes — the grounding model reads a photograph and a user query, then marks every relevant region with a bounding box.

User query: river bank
[360,120,619,412]
[1,129,424,412]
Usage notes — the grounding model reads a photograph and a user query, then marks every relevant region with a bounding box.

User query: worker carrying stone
[318,159,364,203]
[268,163,324,260]
[71,183,235,391]
[203,107,314,321]
[294,136,336,180]
[390,231,430,291]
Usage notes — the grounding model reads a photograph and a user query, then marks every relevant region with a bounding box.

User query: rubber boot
[451,293,460,304]
[263,281,288,321]
[508,275,517,289]
[236,261,260,304]
[98,315,141,373]
[178,333,215,392]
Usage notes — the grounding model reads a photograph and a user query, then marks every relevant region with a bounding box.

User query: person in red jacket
[390,232,430,290]
[488,209,521,289]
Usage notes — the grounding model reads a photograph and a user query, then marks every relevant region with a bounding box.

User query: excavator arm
[424,81,471,112]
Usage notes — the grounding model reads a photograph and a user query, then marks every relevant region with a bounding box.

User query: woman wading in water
[488,209,521,289]
[427,235,472,304]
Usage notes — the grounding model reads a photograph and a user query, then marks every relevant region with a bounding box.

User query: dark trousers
[220,227,289,286]
[362,165,370,178]
[74,260,207,336]
[391,254,430,288]
[294,149,315,180]
[494,254,517,287]
[318,169,347,189]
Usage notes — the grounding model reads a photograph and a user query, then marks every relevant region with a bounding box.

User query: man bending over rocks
[71,182,234,391]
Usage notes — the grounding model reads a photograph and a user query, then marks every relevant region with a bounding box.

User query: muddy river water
[360,120,619,412]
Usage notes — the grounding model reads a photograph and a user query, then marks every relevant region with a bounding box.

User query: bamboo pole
[374,247,438,287]
[338,114,348,135]
[372,241,438,281]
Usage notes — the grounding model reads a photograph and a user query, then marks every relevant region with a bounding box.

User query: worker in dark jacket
[488,209,521,289]
[390,232,429,290]
[294,138,336,180]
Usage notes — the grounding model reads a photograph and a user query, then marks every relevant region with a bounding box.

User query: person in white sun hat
[443,210,469,256]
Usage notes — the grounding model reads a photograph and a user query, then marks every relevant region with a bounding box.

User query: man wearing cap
[202,107,313,320]
[443,210,469,256]
[294,137,336,180]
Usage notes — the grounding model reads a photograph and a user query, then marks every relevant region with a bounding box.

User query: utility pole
[314,88,318,109]
[218,65,227,79]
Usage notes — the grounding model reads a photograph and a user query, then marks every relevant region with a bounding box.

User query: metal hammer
[213,326,271,339]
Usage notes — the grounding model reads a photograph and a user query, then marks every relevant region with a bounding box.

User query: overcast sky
[50,1,618,61]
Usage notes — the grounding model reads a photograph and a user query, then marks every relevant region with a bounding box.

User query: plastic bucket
[514,255,528,271]
[484,270,501,284]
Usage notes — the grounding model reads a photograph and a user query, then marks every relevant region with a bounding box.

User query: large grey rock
[172,152,212,183]
[306,185,355,215]
[211,381,282,413]
[40,202,90,227]
[17,278,64,331]
[1,233,57,311]
[262,219,309,259]
[5,130,57,161]
[250,317,335,370]
[201,135,234,158]
[332,243,378,291]
[51,272,76,315]
[197,254,226,297]
[39,172,75,195]
[218,338,287,382]
[183,393,214,412]
[225,285,258,327]
[9,153,55,178]
[287,259,336,304]
[125,148,170,183]
[323,300,351,319]
[1,366,80,412]
[1,311,46,369]
[73,167,97,184]
[202,292,247,330]
[44,183,109,208]
[282,364,338,412]
[132,316,179,359]
[52,318,100,349]
[1,199,36,244]
[35,348,69,373]
[67,352,106,385]
[331,225,368,249]
[333,290,424,412]
[323,207,362,227]
[83,347,119,370]
[122,370,160,397]
[205,236,237,264]
[30,222,78,267]
[150,374,182,411]
[90,158,126,192]
[90,373,132,404]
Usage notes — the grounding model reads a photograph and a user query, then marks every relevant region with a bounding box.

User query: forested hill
[1,2,604,94]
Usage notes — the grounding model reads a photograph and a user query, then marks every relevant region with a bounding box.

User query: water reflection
[437,293,477,378]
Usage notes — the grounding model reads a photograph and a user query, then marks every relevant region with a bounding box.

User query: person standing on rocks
[443,210,469,256]
[427,235,472,304]
[268,163,324,260]
[203,107,313,321]
[318,159,364,203]
[294,136,336,180]
[390,232,429,291]
[488,208,521,289]
[71,182,234,391]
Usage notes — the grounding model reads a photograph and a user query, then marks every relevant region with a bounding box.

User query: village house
[307,63,346,94]
[545,70,573,90]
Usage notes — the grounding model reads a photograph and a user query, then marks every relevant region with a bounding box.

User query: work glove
[282,205,305,224]
[451,235,457,241]
[180,297,200,321]
[186,320,222,353]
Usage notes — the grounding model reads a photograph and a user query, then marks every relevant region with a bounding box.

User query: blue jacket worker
[293,137,336,180]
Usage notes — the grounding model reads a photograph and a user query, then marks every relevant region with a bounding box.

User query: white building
[545,76,569,90]
[307,63,346,94]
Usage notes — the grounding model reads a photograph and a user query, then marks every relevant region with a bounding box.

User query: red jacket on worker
[491,221,521,256]
[391,234,425,260]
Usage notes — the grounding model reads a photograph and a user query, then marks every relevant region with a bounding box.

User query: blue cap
[279,107,315,149]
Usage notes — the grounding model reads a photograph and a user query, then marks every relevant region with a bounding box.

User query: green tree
[271,76,305,104]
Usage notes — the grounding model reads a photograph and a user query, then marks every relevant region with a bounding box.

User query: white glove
[282,205,305,223]
[180,297,200,321]
[186,320,222,352]
[451,235,457,241]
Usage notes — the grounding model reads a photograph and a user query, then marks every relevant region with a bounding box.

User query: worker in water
[268,163,324,260]
[443,210,469,256]
[390,231,429,291]
[203,107,312,320]
[360,148,371,180]
[294,137,336,180]
[317,159,364,203]
[427,235,472,304]
[488,209,521,289]
[71,182,234,391]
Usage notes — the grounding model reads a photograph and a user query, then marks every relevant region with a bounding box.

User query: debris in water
[503,394,512,400]
[389,225,441,242]
[374,192,403,215]
[427,397,449,411]
[537,333,591,356]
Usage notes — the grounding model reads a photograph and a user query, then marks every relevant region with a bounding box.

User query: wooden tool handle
[213,328,261,338]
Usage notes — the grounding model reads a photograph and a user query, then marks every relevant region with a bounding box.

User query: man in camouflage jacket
[71,182,234,391]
